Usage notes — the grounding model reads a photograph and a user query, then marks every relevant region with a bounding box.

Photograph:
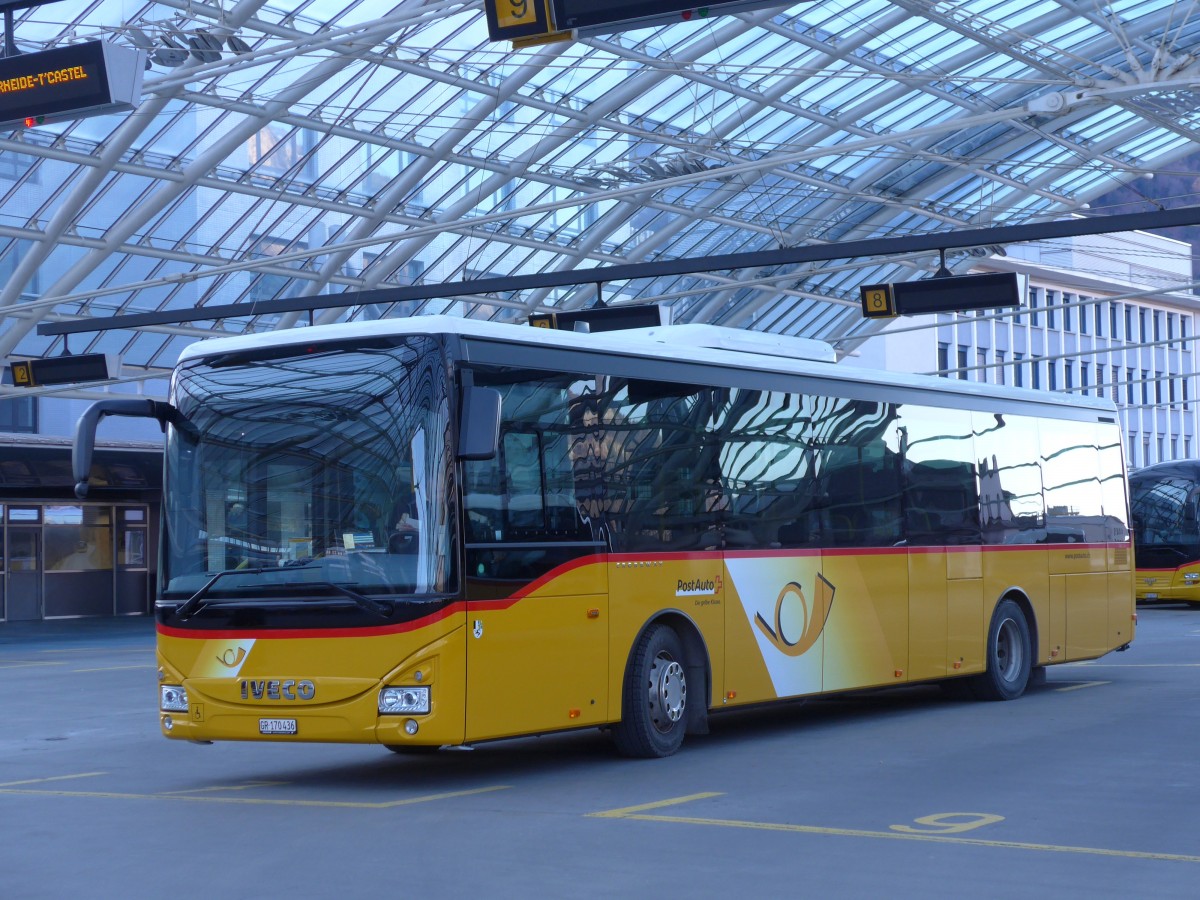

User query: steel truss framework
[2,0,1200,385]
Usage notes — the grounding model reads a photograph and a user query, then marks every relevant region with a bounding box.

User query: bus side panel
[1061,572,1111,660]
[908,550,948,681]
[722,552,821,705]
[821,550,909,692]
[1108,568,1135,649]
[946,577,984,676]
[465,561,608,742]
[607,554,726,723]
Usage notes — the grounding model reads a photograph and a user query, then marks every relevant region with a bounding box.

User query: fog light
[160,685,188,712]
[163,715,174,731]
[379,686,430,715]
[404,719,419,735]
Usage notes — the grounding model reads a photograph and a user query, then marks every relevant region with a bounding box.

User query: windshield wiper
[172,566,392,620]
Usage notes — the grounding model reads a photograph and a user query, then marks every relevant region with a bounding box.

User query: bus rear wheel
[612,624,688,758]
[971,598,1032,701]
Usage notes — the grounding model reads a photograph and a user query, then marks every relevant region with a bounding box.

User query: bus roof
[177,314,1114,417]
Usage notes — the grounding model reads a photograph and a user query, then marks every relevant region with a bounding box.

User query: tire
[970,598,1032,701]
[612,624,689,758]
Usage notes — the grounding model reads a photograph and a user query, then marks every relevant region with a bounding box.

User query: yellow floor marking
[72,664,156,673]
[589,793,724,818]
[0,772,107,788]
[160,781,288,795]
[0,784,510,809]
[1054,681,1111,692]
[590,796,1200,864]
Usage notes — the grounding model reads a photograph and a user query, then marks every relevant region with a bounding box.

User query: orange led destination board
[0,40,144,128]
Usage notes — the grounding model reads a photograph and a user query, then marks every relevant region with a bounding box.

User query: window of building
[1080,362,1089,394]
[937,342,949,377]
[1126,368,1135,405]
[957,346,968,380]
[1156,435,1164,463]
[1155,375,1163,404]
[1032,357,1042,390]
[1141,369,1150,405]
[247,234,307,304]
[1125,306,1133,340]
[995,350,1006,385]
[1171,436,1178,459]
[1108,303,1117,338]
[248,125,318,181]
[1029,288,1040,327]
[976,349,987,384]
[1014,351,1024,387]
[1079,299,1088,335]
[1153,311,1161,342]
[1095,300,1104,337]
[1048,360,1057,391]
[1063,294,1072,332]
[1046,290,1057,329]
[1139,308,1147,342]
[1168,313,1175,342]
[1185,379,1190,411]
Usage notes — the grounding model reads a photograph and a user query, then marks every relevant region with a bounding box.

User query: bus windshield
[160,335,455,606]
[1130,469,1200,567]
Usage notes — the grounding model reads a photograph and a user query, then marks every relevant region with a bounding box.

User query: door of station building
[7,527,42,621]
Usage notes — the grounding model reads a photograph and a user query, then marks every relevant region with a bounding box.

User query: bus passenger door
[463,553,608,742]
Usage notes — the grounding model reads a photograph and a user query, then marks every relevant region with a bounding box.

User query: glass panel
[974,412,1045,545]
[1040,419,1104,542]
[716,388,815,549]
[46,524,112,571]
[162,336,455,601]
[812,398,903,547]
[120,529,148,569]
[898,405,981,545]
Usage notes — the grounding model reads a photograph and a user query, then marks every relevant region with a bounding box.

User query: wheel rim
[995,617,1023,683]
[648,652,686,733]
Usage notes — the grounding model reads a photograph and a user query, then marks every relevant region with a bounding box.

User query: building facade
[855,230,1200,471]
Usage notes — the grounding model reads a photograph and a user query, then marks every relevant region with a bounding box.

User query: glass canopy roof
[3,0,1200,388]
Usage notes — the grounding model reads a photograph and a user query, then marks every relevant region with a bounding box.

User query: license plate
[1144,593,1159,600]
[259,718,297,735]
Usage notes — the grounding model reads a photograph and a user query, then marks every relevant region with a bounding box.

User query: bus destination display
[0,40,145,128]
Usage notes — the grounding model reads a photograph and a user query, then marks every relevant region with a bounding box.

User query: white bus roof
[177,314,1114,415]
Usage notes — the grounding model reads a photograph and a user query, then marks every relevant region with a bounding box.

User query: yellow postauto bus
[1129,460,1200,606]
[74,315,1135,757]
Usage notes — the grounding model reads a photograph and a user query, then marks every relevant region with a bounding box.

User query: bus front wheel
[612,624,688,758]
[971,598,1032,701]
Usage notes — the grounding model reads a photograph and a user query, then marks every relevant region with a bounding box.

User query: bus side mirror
[74,399,183,498]
[458,386,501,460]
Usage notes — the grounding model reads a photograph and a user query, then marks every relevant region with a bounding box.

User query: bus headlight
[1185,573,1199,584]
[160,685,189,712]
[379,686,430,715]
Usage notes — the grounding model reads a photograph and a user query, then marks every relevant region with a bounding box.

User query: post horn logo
[216,646,248,668]
[754,574,836,657]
